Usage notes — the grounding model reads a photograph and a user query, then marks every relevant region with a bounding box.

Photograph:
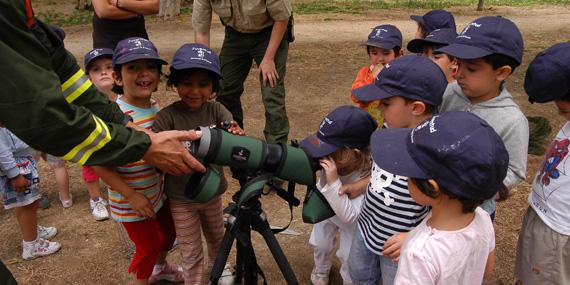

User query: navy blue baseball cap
[437,16,523,66]
[300,105,377,158]
[84,48,114,72]
[410,9,456,34]
[407,28,458,54]
[113,37,167,68]
[352,55,447,106]
[362,25,403,49]
[371,111,508,200]
[525,42,570,103]
[170,43,222,78]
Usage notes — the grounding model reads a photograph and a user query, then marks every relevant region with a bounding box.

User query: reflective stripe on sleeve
[61,115,112,165]
[61,69,93,103]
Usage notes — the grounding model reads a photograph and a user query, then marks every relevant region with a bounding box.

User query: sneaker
[59,193,73,208]
[90,198,109,221]
[37,225,57,240]
[149,263,184,284]
[38,195,50,209]
[218,263,235,285]
[22,238,61,260]
[310,268,329,285]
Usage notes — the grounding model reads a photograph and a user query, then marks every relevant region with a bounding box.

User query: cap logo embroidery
[190,47,213,64]
[91,49,100,56]
[373,28,388,39]
[318,117,333,136]
[457,22,482,40]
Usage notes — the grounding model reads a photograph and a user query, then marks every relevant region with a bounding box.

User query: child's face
[455,58,509,104]
[114,59,160,99]
[369,46,397,66]
[555,100,570,121]
[176,70,214,110]
[379,96,416,128]
[88,58,114,92]
[423,47,457,83]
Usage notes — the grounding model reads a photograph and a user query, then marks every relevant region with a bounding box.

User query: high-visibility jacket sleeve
[0,0,151,166]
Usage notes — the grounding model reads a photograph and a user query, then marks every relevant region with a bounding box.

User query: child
[372,111,506,284]
[0,125,61,260]
[299,105,377,285]
[514,42,570,285]
[80,48,116,221]
[34,152,71,208]
[94,37,183,285]
[437,16,529,218]
[152,43,243,285]
[410,9,456,39]
[406,28,458,83]
[351,24,403,127]
[348,55,448,285]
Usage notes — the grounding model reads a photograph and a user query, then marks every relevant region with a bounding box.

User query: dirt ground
[2,3,570,285]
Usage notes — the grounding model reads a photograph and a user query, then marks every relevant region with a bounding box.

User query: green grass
[295,0,570,14]
[36,9,92,26]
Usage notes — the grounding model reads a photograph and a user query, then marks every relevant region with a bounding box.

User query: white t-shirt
[394,207,495,285]
[530,122,570,235]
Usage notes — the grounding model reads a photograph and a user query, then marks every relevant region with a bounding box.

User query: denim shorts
[348,226,398,285]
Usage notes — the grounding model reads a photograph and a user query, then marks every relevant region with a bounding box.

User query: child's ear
[112,71,123,86]
[427,179,441,196]
[411,101,427,116]
[496,65,512,81]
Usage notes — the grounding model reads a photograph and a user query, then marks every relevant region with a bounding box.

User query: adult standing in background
[193,0,293,144]
[92,0,158,49]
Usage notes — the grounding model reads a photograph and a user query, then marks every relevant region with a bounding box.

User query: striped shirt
[109,99,164,222]
[357,161,429,255]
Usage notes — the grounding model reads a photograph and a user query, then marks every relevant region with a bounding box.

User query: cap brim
[352,83,394,103]
[406,39,427,53]
[115,54,168,66]
[436,43,492,60]
[361,41,398,50]
[299,133,339,158]
[371,129,429,179]
[170,63,222,78]
[410,15,424,25]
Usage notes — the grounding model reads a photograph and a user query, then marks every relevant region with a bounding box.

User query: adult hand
[382,232,409,261]
[259,58,279,88]
[142,130,206,176]
[11,174,29,193]
[320,157,339,185]
[125,191,156,219]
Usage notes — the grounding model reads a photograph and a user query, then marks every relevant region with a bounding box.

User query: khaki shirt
[193,0,292,34]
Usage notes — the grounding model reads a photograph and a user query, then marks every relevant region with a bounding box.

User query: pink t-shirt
[394,207,494,285]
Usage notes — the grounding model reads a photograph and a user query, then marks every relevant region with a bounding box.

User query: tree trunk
[477,0,485,11]
[158,0,181,20]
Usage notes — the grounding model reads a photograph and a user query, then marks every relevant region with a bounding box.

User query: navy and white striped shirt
[357,162,429,255]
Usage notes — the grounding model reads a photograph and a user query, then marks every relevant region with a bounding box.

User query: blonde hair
[330,146,371,177]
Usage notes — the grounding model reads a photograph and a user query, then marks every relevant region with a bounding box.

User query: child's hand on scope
[382,232,409,261]
[126,192,156,219]
[227,121,245,136]
[319,157,339,185]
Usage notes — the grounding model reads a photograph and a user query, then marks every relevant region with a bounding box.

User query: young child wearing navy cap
[515,42,570,285]
[372,111,507,284]
[410,9,456,39]
[93,37,185,285]
[437,16,529,218]
[350,24,403,127]
[152,43,243,285]
[348,55,448,285]
[407,28,458,83]
[299,105,377,285]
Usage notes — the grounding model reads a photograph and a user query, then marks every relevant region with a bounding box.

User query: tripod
[209,175,299,285]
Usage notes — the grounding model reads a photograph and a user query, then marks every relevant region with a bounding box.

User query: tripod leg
[252,213,298,285]
[210,223,237,284]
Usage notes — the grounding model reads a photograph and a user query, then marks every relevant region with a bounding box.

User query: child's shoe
[22,238,61,260]
[89,198,109,221]
[59,193,73,208]
[149,262,184,284]
[37,225,57,240]
[218,263,235,285]
[310,268,329,285]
